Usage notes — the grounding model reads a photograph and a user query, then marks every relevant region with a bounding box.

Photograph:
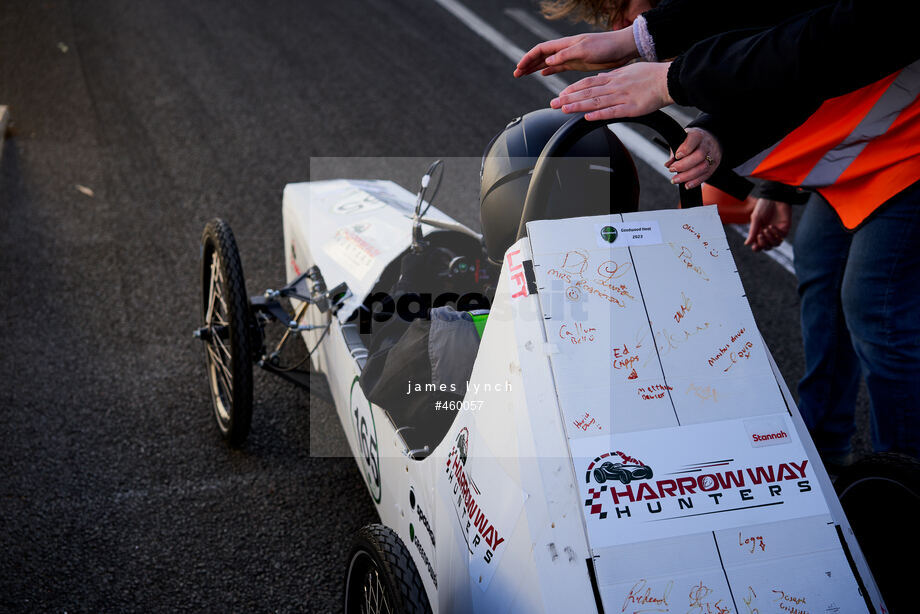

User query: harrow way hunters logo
[572,416,829,547]
[584,452,814,525]
[443,426,527,590]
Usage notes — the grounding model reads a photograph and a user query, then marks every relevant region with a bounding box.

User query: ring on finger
[705,154,714,166]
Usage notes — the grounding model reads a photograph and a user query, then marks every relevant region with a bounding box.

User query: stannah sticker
[745,415,794,448]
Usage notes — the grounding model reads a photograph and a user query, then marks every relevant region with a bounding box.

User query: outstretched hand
[745,199,791,251]
[513,30,639,78]
[550,62,673,121]
[665,128,722,189]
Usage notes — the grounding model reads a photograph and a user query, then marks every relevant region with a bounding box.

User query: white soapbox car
[195,111,906,614]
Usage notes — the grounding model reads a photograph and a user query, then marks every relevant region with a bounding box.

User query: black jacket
[644,0,920,167]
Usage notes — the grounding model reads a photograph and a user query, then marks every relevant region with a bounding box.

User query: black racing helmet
[480,108,639,263]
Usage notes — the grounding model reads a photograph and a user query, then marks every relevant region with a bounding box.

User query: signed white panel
[527,206,786,439]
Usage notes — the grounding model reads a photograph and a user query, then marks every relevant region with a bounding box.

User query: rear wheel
[199,218,253,447]
[835,452,920,612]
[344,524,431,614]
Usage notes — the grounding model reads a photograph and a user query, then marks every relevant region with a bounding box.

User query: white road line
[504,7,562,42]
[435,0,797,275]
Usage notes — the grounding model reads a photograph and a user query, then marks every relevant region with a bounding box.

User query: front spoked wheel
[199,218,254,446]
[344,525,431,614]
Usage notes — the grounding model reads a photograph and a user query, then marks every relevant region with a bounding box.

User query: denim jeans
[793,181,920,458]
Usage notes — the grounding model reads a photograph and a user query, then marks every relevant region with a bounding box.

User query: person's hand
[549,62,672,120]
[745,199,791,251]
[664,128,721,189]
[513,30,639,78]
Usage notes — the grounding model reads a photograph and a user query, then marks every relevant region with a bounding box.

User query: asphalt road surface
[0,1,869,612]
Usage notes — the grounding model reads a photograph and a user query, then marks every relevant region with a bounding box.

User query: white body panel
[281,181,885,613]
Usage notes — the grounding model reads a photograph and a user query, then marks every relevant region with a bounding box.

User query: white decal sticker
[443,427,526,590]
[595,221,662,248]
[745,415,794,448]
[572,417,828,548]
[324,220,403,280]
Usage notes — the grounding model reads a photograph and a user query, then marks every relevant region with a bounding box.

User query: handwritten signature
[771,589,808,614]
[613,343,641,376]
[674,291,692,324]
[739,531,766,553]
[561,249,589,275]
[621,579,673,614]
[575,278,628,307]
[637,384,673,401]
[597,259,632,280]
[654,322,712,357]
[708,328,755,372]
[573,411,602,432]
[722,340,754,373]
[559,322,597,345]
[686,383,718,402]
[670,244,710,281]
[682,223,720,258]
[742,586,759,614]
[687,580,731,614]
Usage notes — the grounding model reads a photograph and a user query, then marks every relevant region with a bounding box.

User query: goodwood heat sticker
[443,427,527,591]
[572,415,829,548]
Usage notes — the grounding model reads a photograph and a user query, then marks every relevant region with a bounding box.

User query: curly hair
[540,0,623,28]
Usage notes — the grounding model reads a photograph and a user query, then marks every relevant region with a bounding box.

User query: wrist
[605,28,639,63]
[658,62,674,106]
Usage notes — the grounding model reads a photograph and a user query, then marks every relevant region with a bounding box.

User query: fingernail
[670,176,678,184]
[551,97,560,107]
[675,152,683,159]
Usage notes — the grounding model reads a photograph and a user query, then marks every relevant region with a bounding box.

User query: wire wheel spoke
[206,344,234,396]
[363,568,391,614]
[212,330,233,361]
[206,253,220,324]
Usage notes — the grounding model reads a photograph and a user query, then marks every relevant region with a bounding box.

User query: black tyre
[200,218,254,447]
[593,468,607,484]
[344,524,432,614]
[835,452,920,613]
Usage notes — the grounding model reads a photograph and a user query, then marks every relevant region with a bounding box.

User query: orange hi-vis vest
[734,59,920,229]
